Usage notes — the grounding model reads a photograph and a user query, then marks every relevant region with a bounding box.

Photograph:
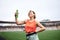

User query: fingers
[14,13,16,17]
[15,13,18,18]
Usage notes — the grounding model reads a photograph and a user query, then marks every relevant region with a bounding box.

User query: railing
[0,21,60,28]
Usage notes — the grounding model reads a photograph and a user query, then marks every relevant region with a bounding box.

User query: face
[28,11,35,18]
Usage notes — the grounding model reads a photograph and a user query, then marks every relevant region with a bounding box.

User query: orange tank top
[25,19,36,33]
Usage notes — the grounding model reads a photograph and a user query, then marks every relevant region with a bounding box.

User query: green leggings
[26,34,39,40]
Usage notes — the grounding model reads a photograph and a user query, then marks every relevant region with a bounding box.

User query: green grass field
[0,30,60,40]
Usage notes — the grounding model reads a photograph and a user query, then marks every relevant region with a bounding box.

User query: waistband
[26,32,37,36]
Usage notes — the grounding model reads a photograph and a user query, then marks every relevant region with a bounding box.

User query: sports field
[0,30,60,40]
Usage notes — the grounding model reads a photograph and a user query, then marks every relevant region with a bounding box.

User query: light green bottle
[15,10,19,18]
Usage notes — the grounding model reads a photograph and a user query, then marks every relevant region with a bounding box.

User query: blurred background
[0,0,60,40]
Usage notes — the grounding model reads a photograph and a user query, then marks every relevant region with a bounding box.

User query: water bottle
[15,10,18,18]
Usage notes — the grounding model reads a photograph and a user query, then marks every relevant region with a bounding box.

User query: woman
[15,10,45,40]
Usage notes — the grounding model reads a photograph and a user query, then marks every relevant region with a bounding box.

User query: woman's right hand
[15,13,17,18]
[15,10,19,18]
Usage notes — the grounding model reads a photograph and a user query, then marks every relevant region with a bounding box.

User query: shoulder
[35,20,41,24]
[24,19,29,23]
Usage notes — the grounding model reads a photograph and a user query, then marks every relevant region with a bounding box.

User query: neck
[30,17,34,20]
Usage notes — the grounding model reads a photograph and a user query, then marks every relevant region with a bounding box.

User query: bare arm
[36,21,46,32]
[15,13,25,25]
[15,18,25,25]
